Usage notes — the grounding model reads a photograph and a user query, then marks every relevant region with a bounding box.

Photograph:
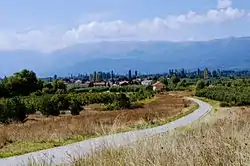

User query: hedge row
[195,86,250,106]
[0,90,155,124]
[73,85,146,93]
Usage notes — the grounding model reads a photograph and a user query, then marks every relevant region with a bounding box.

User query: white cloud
[0,3,249,52]
[217,0,232,9]
[62,7,247,45]
[0,28,65,52]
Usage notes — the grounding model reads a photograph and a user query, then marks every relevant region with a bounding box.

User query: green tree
[51,94,70,110]
[117,93,131,109]
[52,80,66,93]
[0,81,9,97]
[39,96,60,116]
[70,100,82,115]
[159,77,168,86]
[171,75,180,85]
[0,97,27,123]
[196,80,206,91]
[5,69,43,96]
[43,82,54,93]
[176,79,187,89]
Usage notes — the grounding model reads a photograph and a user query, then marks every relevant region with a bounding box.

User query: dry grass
[75,107,250,166]
[0,93,190,158]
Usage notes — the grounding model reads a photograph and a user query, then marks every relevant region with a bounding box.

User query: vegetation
[70,100,82,115]
[38,95,60,116]
[0,90,156,123]
[195,79,205,91]
[75,107,250,166]
[195,78,250,106]
[105,93,131,110]
[196,86,250,106]
[0,94,190,158]
[0,69,157,124]
[0,97,27,123]
[1,68,250,124]
[3,67,250,163]
[73,85,148,93]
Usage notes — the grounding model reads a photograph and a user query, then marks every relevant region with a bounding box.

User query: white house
[75,80,82,84]
[141,80,153,86]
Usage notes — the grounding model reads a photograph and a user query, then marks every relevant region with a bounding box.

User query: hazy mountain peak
[0,36,250,77]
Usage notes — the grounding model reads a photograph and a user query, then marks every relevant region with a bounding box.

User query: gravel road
[0,97,212,166]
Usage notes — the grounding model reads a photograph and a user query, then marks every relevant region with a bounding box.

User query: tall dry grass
[75,107,250,166]
[0,94,189,156]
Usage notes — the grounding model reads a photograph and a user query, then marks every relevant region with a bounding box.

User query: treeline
[196,86,250,106]
[0,90,155,124]
[158,75,194,91]
[73,85,147,93]
[0,69,67,98]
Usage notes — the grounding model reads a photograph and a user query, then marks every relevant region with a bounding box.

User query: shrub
[42,87,51,94]
[51,94,70,110]
[0,97,27,123]
[196,80,205,91]
[24,99,36,114]
[159,77,168,86]
[70,100,82,115]
[195,86,250,106]
[39,96,60,116]
[117,93,131,109]
[105,93,132,111]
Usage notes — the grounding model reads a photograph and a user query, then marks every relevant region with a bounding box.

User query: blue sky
[0,0,249,52]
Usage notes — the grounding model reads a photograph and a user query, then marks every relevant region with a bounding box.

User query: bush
[70,100,82,115]
[51,94,70,110]
[195,86,250,106]
[42,87,51,94]
[24,99,36,114]
[0,87,156,120]
[196,80,205,91]
[0,103,7,123]
[0,97,27,123]
[105,93,132,110]
[116,93,131,109]
[39,96,60,116]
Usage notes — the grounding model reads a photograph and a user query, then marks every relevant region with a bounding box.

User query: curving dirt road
[0,97,212,166]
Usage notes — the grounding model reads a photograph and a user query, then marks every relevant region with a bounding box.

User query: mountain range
[1,36,250,77]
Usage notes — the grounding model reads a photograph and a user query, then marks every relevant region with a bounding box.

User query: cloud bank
[0,0,249,52]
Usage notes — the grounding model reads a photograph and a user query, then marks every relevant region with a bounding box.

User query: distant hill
[0,37,250,77]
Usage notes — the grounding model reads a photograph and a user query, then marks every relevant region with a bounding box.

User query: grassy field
[74,106,250,166]
[0,93,193,158]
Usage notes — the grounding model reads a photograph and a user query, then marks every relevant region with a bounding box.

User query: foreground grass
[0,135,96,158]
[75,107,250,166]
[0,94,191,158]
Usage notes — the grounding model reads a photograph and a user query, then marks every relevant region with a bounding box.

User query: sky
[0,0,250,52]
